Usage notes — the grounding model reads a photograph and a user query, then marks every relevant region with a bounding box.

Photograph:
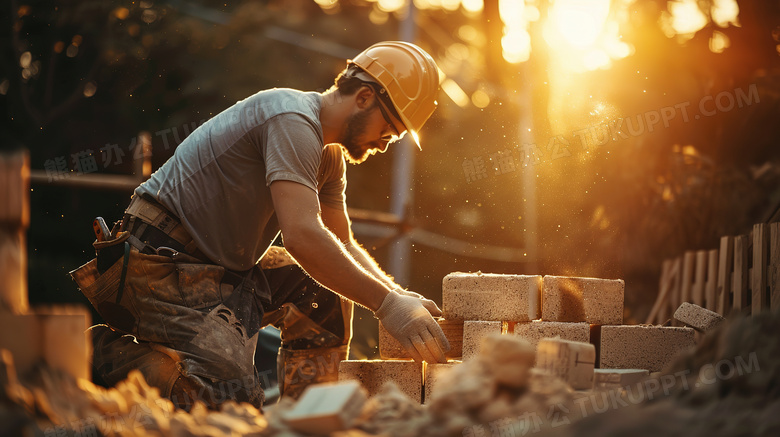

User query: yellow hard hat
[348,41,439,149]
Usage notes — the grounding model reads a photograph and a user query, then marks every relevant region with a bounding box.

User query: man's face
[340,97,401,164]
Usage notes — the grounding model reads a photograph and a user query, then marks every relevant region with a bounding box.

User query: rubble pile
[2,309,780,436]
[0,350,269,436]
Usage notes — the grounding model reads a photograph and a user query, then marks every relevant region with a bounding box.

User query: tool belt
[120,194,206,261]
[76,193,266,337]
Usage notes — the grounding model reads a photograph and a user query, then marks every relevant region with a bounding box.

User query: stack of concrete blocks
[539,275,695,378]
[443,272,542,360]
[0,150,91,383]
[339,272,540,402]
[340,270,697,401]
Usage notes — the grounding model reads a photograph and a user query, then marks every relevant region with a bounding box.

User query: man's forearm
[284,225,392,311]
[346,241,402,291]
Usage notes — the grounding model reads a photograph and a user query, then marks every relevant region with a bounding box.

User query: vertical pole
[518,63,537,272]
[693,250,707,307]
[733,235,749,312]
[770,223,780,312]
[752,223,768,315]
[0,150,30,315]
[717,236,733,315]
[669,257,682,317]
[681,251,696,304]
[705,249,718,311]
[387,2,418,285]
[647,259,672,324]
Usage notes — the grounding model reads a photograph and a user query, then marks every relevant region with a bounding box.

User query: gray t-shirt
[136,88,346,271]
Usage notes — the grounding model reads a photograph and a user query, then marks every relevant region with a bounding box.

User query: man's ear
[354,85,375,109]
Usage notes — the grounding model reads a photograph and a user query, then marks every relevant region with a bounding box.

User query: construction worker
[70,41,449,409]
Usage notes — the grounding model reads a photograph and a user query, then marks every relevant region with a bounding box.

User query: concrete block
[600,325,695,372]
[442,272,541,321]
[536,338,596,390]
[541,276,624,325]
[379,319,463,359]
[593,369,649,390]
[513,320,590,349]
[338,360,422,402]
[424,361,460,403]
[284,380,367,434]
[0,306,91,380]
[462,321,502,361]
[673,302,725,333]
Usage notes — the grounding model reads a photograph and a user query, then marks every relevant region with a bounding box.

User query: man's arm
[270,180,389,311]
[270,180,448,363]
[321,202,442,316]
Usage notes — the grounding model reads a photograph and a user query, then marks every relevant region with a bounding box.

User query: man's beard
[340,104,383,164]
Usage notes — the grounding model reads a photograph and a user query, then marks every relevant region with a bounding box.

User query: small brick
[284,380,367,434]
[338,360,422,402]
[673,302,724,333]
[593,369,649,390]
[513,320,590,349]
[600,325,695,372]
[442,272,541,321]
[379,319,463,359]
[536,338,596,390]
[481,334,535,388]
[462,321,503,361]
[424,361,460,403]
[541,276,624,325]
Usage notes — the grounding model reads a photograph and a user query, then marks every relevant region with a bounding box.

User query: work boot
[277,345,348,399]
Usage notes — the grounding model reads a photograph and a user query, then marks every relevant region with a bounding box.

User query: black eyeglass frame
[365,83,406,142]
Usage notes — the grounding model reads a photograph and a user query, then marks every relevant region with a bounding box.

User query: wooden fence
[646,223,780,324]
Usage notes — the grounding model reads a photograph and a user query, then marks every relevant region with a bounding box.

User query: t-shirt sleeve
[262,113,322,192]
[318,145,347,208]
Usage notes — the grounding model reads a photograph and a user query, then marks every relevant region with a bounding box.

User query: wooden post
[133,131,153,179]
[717,236,734,315]
[669,257,682,316]
[705,249,718,311]
[752,224,768,315]
[681,251,696,304]
[0,150,30,314]
[657,260,671,323]
[733,235,749,312]
[770,223,780,312]
[692,250,707,307]
[647,259,672,325]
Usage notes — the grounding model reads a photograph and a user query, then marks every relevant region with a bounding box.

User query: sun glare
[499,0,538,64]
[549,0,609,48]
[539,0,632,72]
[667,0,708,36]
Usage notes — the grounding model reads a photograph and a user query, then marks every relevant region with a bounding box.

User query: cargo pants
[71,240,352,410]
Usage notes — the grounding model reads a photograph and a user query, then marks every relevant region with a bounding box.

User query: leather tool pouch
[71,232,138,334]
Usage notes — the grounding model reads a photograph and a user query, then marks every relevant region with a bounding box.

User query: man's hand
[395,289,443,317]
[374,292,450,363]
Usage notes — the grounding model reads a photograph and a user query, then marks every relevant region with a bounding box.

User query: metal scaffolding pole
[387,2,417,286]
[518,64,538,272]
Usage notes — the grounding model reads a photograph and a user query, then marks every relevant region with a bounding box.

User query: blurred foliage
[1,0,779,338]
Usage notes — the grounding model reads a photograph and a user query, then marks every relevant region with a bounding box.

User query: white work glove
[395,288,443,317]
[375,292,450,364]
